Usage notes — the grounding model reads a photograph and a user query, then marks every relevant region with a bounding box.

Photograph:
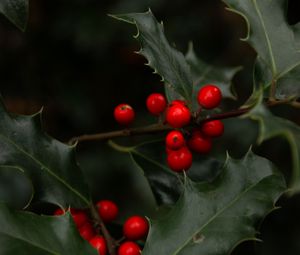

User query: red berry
[53,208,64,216]
[170,100,187,106]
[123,216,149,240]
[197,84,222,109]
[165,130,185,150]
[118,241,141,255]
[166,104,191,128]
[89,235,107,255]
[114,104,135,125]
[70,208,88,228]
[167,146,193,172]
[96,200,119,223]
[201,120,224,137]
[146,93,167,115]
[188,130,212,154]
[79,222,94,241]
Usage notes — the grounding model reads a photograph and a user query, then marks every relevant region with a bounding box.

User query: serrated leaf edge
[223,0,300,92]
[0,101,90,206]
[244,93,300,192]
[147,149,285,255]
[110,9,193,103]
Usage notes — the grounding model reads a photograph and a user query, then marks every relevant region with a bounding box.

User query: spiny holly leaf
[242,56,273,108]
[109,140,181,205]
[0,203,98,255]
[246,99,300,192]
[109,140,222,206]
[0,99,90,208]
[110,10,194,103]
[223,0,300,99]
[0,0,28,31]
[185,43,241,109]
[0,166,33,209]
[142,150,286,255]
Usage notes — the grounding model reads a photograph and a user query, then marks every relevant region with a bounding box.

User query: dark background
[0,0,300,254]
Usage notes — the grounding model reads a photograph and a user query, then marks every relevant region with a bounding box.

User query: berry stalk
[68,123,172,145]
[89,204,117,255]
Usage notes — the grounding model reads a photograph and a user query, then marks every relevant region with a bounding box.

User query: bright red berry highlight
[114,104,135,125]
[70,208,88,228]
[165,130,185,150]
[118,241,141,255]
[146,93,167,115]
[79,222,94,241]
[167,146,193,172]
[123,216,149,240]
[201,120,224,137]
[89,235,107,255]
[188,130,212,154]
[197,84,222,109]
[166,104,191,128]
[96,200,119,223]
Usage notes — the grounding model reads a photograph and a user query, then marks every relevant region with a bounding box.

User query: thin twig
[68,99,298,145]
[115,236,126,246]
[68,108,249,145]
[68,124,172,145]
[90,204,117,255]
[269,79,277,101]
[198,107,251,124]
[290,101,300,108]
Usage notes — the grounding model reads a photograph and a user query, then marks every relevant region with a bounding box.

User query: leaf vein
[0,133,89,205]
[172,176,269,255]
[252,0,277,74]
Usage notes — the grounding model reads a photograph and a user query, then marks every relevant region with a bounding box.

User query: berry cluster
[114,84,224,172]
[165,85,223,172]
[54,200,149,255]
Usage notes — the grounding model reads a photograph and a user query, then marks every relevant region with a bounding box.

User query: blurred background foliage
[0,0,299,254]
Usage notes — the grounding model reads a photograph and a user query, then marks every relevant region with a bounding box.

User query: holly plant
[0,0,299,255]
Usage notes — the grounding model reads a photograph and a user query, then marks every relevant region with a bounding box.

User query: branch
[269,79,277,101]
[68,108,248,145]
[90,204,117,255]
[68,123,172,145]
[198,107,251,124]
[68,99,297,145]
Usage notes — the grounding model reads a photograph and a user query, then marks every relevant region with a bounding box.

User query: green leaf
[110,10,194,103]
[0,0,28,31]
[223,0,300,99]
[109,140,223,206]
[0,203,98,255]
[0,166,33,209]
[109,140,181,206]
[246,100,300,192]
[184,43,241,109]
[142,150,286,255]
[0,99,90,208]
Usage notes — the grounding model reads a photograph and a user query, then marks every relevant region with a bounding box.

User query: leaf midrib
[252,0,277,75]
[0,133,89,205]
[132,150,178,177]
[136,17,192,101]
[172,174,270,255]
[0,232,58,255]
